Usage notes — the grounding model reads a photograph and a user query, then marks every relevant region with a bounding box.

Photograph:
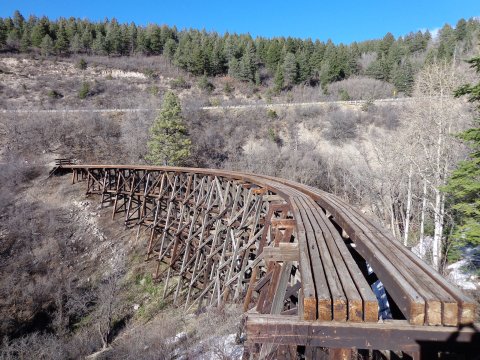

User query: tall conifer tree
[147,91,191,166]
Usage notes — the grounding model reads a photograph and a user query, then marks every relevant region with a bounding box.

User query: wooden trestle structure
[54,161,479,359]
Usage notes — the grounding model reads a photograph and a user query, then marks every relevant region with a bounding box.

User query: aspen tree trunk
[433,188,444,270]
[390,199,396,237]
[404,165,413,246]
[419,178,427,257]
[433,88,446,271]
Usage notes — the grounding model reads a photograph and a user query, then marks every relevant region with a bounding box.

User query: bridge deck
[54,162,478,358]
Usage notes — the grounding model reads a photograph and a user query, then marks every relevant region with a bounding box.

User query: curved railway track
[53,161,479,359]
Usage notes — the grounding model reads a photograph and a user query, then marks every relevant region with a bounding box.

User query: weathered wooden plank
[322,194,457,326]
[315,208,379,322]
[262,243,299,262]
[312,196,426,325]
[335,194,475,325]
[271,218,297,228]
[312,205,374,323]
[300,197,349,322]
[293,197,332,321]
[246,314,480,353]
[288,199,317,321]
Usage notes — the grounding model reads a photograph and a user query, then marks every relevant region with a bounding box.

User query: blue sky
[1,0,479,43]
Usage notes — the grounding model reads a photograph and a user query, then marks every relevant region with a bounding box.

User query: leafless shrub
[371,104,401,130]
[3,112,124,162]
[94,256,127,349]
[101,314,181,360]
[358,52,377,73]
[286,84,330,102]
[119,112,154,163]
[293,105,325,119]
[328,76,395,100]
[324,109,359,144]
[63,326,103,359]
[0,333,65,360]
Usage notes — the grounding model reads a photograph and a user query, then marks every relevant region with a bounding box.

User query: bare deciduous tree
[402,61,471,270]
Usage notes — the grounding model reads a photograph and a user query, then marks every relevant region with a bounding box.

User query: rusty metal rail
[54,163,479,359]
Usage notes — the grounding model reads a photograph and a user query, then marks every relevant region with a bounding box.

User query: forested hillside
[1,11,479,95]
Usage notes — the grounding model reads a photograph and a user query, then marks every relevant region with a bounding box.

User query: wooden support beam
[262,244,299,262]
[270,218,296,228]
[246,314,480,353]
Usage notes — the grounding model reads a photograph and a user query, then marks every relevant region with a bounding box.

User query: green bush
[361,97,375,112]
[209,98,221,106]
[339,89,351,101]
[170,76,190,89]
[143,68,157,79]
[148,85,159,96]
[78,82,90,99]
[267,128,281,145]
[223,82,234,95]
[266,109,278,119]
[77,58,87,70]
[198,75,215,93]
[48,89,63,99]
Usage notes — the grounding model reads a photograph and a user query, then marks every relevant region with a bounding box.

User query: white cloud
[419,27,440,39]
[429,27,440,39]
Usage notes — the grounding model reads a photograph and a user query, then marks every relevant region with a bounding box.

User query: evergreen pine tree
[348,42,361,76]
[224,35,238,62]
[127,23,137,54]
[13,10,25,29]
[210,39,226,75]
[319,40,345,84]
[70,33,82,54]
[239,43,256,82]
[92,32,107,55]
[163,38,177,61]
[437,24,456,60]
[228,57,241,79]
[174,34,192,70]
[366,57,390,81]
[283,52,298,87]
[81,27,93,52]
[120,24,131,55]
[297,50,311,83]
[147,91,191,166]
[147,24,162,54]
[6,30,20,49]
[40,34,54,56]
[190,45,208,75]
[19,27,31,52]
[274,64,284,93]
[391,59,415,95]
[31,17,49,47]
[266,40,282,73]
[455,19,467,41]
[379,32,395,56]
[105,19,122,54]
[135,28,149,55]
[55,24,69,54]
[0,19,7,48]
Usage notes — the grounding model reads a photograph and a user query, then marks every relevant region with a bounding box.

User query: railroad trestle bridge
[54,161,479,359]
